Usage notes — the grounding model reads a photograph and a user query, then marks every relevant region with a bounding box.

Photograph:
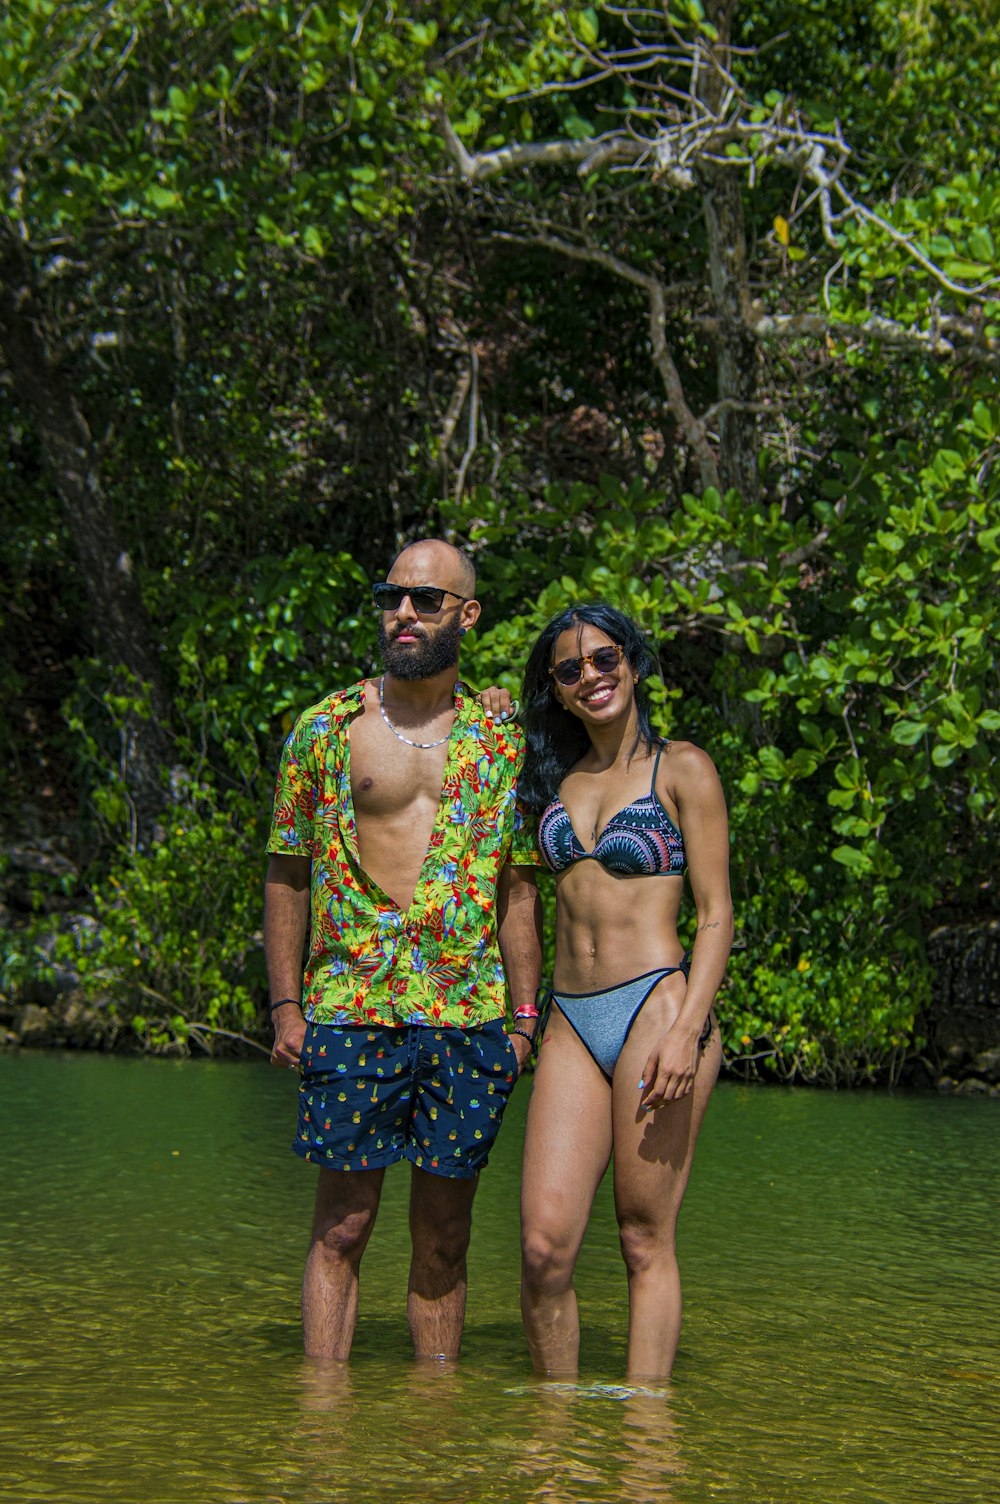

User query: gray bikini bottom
[548,962,710,1079]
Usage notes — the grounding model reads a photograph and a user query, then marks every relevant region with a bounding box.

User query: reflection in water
[1,1054,998,1504]
[298,1358,354,1414]
[290,1365,685,1504]
[618,1390,684,1504]
[507,1382,683,1504]
[291,1361,356,1501]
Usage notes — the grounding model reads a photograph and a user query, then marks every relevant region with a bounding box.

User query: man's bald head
[388,539,476,601]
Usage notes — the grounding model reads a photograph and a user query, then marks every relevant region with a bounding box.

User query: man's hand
[270,1001,307,1070]
[498,865,543,1082]
[508,1029,535,1077]
[264,853,310,1070]
[477,685,519,723]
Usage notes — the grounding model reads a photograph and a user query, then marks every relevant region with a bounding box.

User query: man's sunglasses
[372,583,468,614]
[549,643,625,686]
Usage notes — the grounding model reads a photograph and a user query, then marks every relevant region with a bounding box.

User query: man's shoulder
[291,680,368,736]
[455,698,526,764]
[296,685,366,724]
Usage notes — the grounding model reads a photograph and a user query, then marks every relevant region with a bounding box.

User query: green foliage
[3,0,997,1078]
[453,431,998,1081]
[708,719,931,1086]
[59,796,267,1053]
[169,546,376,789]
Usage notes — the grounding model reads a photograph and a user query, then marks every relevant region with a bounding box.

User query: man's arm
[496,863,543,1073]
[263,853,311,1067]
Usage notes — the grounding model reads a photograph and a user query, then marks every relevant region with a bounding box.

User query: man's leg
[406,1167,479,1359]
[303,1166,386,1359]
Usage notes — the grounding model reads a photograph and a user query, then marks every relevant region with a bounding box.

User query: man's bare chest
[348,706,450,821]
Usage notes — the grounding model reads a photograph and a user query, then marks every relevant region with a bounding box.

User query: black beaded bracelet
[509,1027,536,1045]
[268,997,300,1015]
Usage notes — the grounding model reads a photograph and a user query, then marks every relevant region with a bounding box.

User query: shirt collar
[329,676,473,724]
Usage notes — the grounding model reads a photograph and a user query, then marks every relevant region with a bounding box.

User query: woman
[514,603,732,1382]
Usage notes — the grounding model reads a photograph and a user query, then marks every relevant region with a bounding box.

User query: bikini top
[538,745,686,878]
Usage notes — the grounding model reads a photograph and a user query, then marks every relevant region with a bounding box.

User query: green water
[1,1053,997,1504]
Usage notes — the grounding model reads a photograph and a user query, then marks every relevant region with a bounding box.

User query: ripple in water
[1,1055,997,1503]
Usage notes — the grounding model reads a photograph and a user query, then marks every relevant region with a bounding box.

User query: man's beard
[379,616,463,680]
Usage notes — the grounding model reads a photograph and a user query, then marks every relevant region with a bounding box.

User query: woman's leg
[520,1011,614,1376]
[612,980,722,1381]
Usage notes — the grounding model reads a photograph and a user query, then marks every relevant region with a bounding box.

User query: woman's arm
[638,744,733,1110]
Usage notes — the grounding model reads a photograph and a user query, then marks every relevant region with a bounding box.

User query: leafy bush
[449,436,997,1083]
[54,795,268,1053]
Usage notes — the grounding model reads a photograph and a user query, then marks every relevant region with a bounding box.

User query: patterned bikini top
[538,745,686,878]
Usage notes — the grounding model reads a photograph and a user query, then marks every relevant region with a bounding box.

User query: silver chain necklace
[378,676,453,748]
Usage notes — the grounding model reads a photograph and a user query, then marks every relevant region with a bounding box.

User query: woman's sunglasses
[549,643,625,686]
[372,584,467,614]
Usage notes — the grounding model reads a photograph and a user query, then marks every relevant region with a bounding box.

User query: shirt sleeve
[509,796,545,868]
[265,714,319,857]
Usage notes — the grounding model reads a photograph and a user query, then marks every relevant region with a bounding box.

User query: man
[264,538,542,1362]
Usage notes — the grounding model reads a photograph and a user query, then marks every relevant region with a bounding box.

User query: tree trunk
[0,244,172,846]
[699,0,760,505]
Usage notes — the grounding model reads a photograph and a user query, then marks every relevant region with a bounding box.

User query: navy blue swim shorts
[294,1020,518,1178]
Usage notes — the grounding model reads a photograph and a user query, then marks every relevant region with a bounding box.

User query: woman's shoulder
[656,738,724,793]
[658,736,709,763]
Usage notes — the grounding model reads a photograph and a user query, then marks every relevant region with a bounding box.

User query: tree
[0,1,452,837]
[2,1,996,1073]
[430,2,998,505]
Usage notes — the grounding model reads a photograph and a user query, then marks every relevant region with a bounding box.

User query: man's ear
[460,597,482,632]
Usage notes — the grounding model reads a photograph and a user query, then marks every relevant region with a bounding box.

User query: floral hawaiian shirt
[266,679,541,1027]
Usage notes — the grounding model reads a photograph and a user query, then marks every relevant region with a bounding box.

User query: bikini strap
[532,986,554,1061]
[651,739,670,792]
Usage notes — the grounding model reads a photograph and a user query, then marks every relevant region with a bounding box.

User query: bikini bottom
[548,962,711,1080]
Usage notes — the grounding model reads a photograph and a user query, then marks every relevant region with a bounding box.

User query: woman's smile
[578,681,616,709]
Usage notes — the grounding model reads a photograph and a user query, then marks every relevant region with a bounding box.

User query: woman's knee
[617,1214,674,1277]
[521,1223,577,1291]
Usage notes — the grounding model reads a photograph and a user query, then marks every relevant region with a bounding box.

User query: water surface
[1,1053,997,1503]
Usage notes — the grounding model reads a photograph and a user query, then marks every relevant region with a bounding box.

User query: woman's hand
[637,1025,704,1111]
[476,685,519,723]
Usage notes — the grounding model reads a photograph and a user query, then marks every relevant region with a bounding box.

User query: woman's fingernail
[637,1079,644,1090]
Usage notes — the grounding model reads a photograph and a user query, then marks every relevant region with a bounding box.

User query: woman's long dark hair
[518,602,660,813]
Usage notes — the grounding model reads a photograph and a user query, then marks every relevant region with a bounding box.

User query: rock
[17,1003,53,1043]
[972,1046,1000,1077]
[3,911,103,1009]
[58,989,114,1047]
[953,1077,990,1096]
[4,841,77,881]
[2,841,79,914]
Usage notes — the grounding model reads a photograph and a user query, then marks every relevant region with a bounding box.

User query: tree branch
[492,229,721,491]
[750,311,999,364]
[436,106,638,183]
[438,98,997,296]
[453,343,480,503]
